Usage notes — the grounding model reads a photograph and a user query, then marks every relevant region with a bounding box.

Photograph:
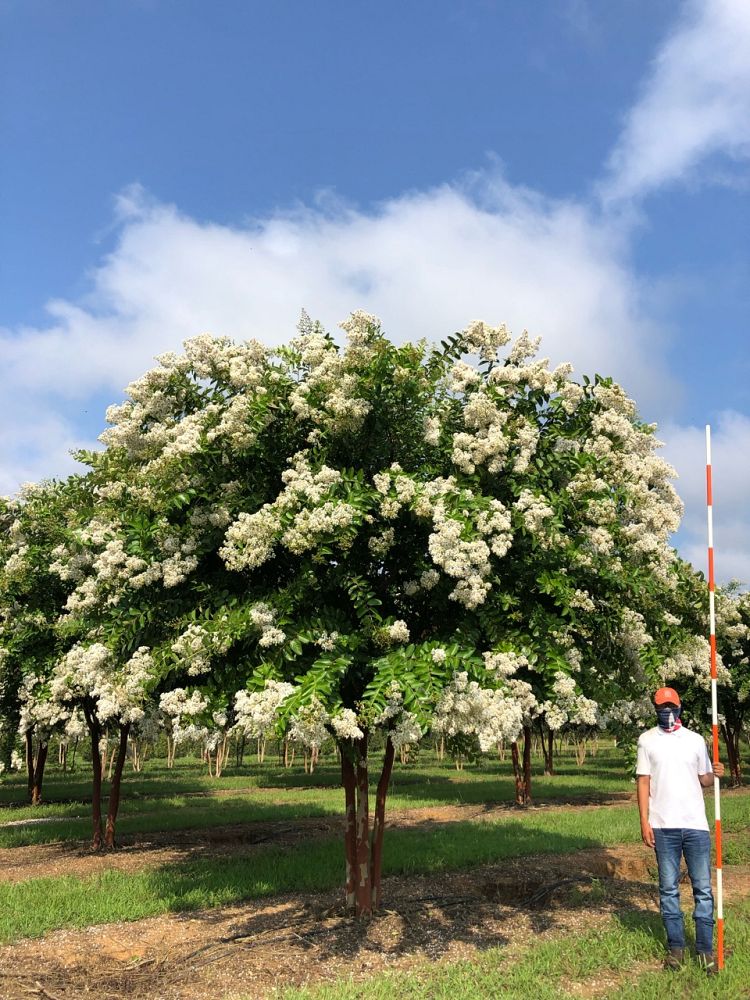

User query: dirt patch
[2,842,748,1000]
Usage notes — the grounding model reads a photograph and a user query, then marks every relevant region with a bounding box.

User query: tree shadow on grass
[138,820,657,964]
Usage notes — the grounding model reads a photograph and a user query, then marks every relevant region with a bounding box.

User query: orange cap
[654,687,681,706]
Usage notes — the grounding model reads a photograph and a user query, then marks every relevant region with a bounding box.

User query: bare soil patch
[2,843,749,1000]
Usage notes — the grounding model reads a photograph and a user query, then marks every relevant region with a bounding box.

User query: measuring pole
[705,424,724,969]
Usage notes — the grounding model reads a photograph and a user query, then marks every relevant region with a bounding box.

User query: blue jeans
[653,828,714,954]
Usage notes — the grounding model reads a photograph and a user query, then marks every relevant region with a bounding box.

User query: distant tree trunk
[30,740,48,805]
[104,723,130,849]
[511,727,533,806]
[542,727,555,776]
[70,737,79,772]
[84,708,104,851]
[236,733,246,769]
[722,723,743,786]
[25,730,35,803]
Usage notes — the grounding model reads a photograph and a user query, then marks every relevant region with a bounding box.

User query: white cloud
[602,0,750,202]
[661,412,750,585]
[0,173,677,497]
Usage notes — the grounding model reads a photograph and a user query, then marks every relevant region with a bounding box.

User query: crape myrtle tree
[0,478,90,802]
[714,586,750,783]
[659,573,749,785]
[44,309,696,912]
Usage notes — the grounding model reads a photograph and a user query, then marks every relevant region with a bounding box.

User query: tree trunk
[70,737,79,772]
[30,741,48,805]
[354,738,372,916]
[85,710,104,851]
[25,730,34,803]
[342,748,357,914]
[369,736,395,911]
[722,723,742,786]
[236,733,246,769]
[542,728,554,776]
[511,729,532,806]
[523,725,532,804]
[104,723,130,849]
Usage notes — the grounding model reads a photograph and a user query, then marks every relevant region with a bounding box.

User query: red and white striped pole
[705,424,724,969]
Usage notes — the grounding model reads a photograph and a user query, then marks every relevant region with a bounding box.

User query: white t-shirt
[635,726,713,830]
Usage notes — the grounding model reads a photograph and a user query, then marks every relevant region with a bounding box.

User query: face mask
[656,705,681,731]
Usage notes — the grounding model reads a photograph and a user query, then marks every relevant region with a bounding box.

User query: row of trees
[1,312,748,914]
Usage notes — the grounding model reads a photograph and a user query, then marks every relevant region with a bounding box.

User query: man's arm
[636,774,654,848]
[699,760,725,787]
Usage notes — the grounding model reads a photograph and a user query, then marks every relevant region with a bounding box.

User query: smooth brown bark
[84,708,104,850]
[104,723,130,849]
[354,738,372,916]
[342,749,357,914]
[370,736,395,910]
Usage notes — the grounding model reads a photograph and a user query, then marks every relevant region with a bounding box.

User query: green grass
[1,793,749,944]
[0,747,643,847]
[274,899,750,999]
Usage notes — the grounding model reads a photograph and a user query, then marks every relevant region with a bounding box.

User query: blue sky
[1,0,749,580]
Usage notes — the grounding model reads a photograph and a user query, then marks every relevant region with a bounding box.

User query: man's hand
[641,822,655,849]
[700,761,725,786]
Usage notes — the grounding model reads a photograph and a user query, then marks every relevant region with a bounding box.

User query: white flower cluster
[234,680,296,738]
[514,490,556,541]
[461,320,512,361]
[171,623,230,676]
[376,619,410,646]
[315,630,340,651]
[51,643,153,725]
[159,687,212,746]
[330,708,365,742]
[221,454,360,571]
[249,603,286,647]
[618,607,653,661]
[602,697,653,729]
[432,672,524,750]
[373,681,423,751]
[18,674,70,738]
[482,650,528,678]
[539,672,601,733]
[289,697,330,749]
[451,389,510,474]
[58,521,200,616]
[428,497,512,609]
[662,635,731,690]
[505,678,541,726]
[403,567,441,597]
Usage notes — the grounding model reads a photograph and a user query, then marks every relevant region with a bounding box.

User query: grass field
[1,740,748,998]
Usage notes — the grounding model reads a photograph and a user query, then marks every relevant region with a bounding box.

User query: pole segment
[706,424,724,969]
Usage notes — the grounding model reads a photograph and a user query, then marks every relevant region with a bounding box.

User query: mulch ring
[5,844,749,1000]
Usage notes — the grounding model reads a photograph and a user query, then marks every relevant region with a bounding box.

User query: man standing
[636,687,725,974]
